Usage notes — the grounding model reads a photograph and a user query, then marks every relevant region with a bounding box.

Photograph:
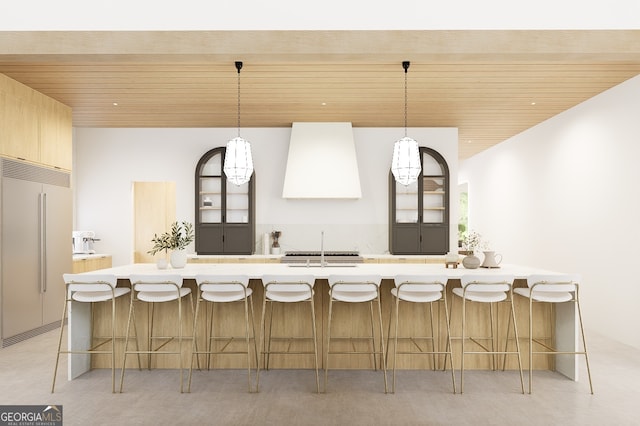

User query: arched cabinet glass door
[195,147,255,254]
[389,147,449,254]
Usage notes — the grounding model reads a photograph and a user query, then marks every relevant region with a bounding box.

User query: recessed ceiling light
[321,102,327,106]
[113,102,118,106]
[531,102,536,105]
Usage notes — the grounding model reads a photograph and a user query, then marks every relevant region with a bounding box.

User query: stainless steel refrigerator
[1,158,72,347]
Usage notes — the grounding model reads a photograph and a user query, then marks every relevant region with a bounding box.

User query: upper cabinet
[0,74,72,171]
[38,95,73,170]
[389,147,450,255]
[195,147,255,254]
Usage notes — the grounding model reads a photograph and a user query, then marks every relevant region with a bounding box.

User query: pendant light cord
[235,61,243,138]
[403,61,410,138]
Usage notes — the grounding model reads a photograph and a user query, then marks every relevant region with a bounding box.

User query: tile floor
[0,329,637,425]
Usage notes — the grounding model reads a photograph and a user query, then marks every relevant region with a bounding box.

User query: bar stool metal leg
[257,275,318,393]
[325,275,387,394]
[188,275,255,393]
[53,274,131,394]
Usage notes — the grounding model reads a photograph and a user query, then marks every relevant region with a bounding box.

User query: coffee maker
[72,231,98,254]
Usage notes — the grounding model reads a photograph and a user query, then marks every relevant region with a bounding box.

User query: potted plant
[270,231,281,255]
[461,230,485,269]
[148,221,194,269]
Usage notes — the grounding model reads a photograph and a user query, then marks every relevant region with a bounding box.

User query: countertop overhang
[73,253,110,260]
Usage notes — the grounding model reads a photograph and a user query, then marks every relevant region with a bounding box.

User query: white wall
[459,74,640,349]
[3,1,639,30]
[74,127,457,266]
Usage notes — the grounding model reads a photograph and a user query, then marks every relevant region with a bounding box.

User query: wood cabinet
[0,74,72,170]
[0,88,40,162]
[72,255,113,273]
[38,95,73,170]
[195,147,255,254]
[389,147,450,255]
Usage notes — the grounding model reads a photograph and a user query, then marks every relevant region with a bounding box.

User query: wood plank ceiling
[1,30,640,159]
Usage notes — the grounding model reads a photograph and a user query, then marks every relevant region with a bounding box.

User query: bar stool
[452,274,524,393]
[52,273,132,393]
[513,274,593,394]
[325,274,387,393]
[256,274,319,393]
[119,274,193,393]
[387,274,456,393]
[187,274,257,393]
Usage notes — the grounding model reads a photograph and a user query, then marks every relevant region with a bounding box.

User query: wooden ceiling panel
[1,30,640,159]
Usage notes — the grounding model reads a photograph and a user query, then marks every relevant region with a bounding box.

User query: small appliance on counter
[72,230,100,254]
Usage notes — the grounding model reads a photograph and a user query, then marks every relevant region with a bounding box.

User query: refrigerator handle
[39,192,47,293]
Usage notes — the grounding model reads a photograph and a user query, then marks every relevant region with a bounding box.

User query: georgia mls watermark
[0,405,62,426]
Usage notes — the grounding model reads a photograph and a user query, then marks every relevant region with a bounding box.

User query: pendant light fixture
[391,61,421,186]
[223,61,254,186]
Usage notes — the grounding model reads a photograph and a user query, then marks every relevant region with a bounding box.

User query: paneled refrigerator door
[1,177,43,338]
[42,182,72,325]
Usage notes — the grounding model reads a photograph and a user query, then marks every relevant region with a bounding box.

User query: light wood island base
[87,270,555,372]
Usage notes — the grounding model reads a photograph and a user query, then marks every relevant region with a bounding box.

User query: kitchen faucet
[320,231,326,267]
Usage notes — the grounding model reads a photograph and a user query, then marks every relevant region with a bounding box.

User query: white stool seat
[72,287,130,303]
[513,287,573,303]
[137,287,191,303]
[202,287,253,303]
[453,287,506,303]
[265,289,312,303]
[391,287,442,303]
[331,290,377,303]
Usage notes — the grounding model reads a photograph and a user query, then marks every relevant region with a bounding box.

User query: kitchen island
[67,262,580,384]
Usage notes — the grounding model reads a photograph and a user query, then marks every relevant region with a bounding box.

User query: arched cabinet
[389,147,449,254]
[195,147,255,254]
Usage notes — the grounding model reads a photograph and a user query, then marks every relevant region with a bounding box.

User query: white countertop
[188,254,282,260]
[72,253,111,260]
[80,262,564,280]
[188,253,451,260]
[360,253,450,259]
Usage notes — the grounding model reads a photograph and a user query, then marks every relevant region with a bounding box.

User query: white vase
[170,249,187,268]
[156,258,168,270]
[462,254,481,269]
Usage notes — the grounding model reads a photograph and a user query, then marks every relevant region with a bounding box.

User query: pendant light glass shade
[224,61,254,186]
[391,136,421,186]
[223,136,254,185]
[392,60,421,186]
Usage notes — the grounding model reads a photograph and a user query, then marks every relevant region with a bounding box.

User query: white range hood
[282,122,362,199]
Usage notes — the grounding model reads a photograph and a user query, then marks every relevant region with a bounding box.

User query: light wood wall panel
[133,181,176,263]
